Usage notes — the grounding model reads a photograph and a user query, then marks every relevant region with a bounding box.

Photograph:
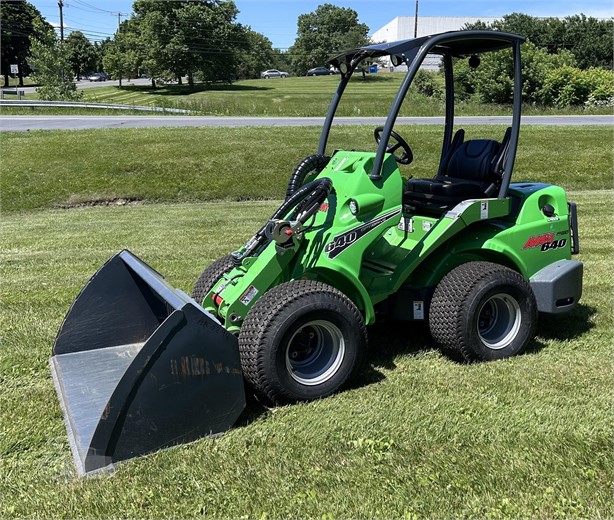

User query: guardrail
[0,99,191,114]
[1,89,26,100]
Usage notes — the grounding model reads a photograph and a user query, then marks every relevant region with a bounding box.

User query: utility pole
[58,0,64,41]
[414,0,419,38]
[115,12,128,29]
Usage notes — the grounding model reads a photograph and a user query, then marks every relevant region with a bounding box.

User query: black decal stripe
[326,208,401,259]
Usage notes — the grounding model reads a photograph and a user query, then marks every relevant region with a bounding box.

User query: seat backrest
[437,129,465,176]
[447,139,500,183]
[493,126,512,176]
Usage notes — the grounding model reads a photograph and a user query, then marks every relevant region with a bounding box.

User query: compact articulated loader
[50,31,583,475]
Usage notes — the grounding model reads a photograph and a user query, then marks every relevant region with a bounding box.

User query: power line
[70,0,119,15]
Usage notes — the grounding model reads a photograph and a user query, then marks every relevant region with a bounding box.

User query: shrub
[453,41,575,105]
[541,66,614,106]
[412,69,443,97]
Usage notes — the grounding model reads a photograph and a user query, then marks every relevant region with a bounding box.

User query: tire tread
[430,261,536,361]
[239,280,366,404]
[191,255,235,303]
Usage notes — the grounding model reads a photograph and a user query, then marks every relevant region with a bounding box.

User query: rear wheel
[429,261,537,361]
[191,255,235,304]
[239,280,367,404]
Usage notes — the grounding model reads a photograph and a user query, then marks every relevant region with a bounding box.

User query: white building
[371,16,499,70]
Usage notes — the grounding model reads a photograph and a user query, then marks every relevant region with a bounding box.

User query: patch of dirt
[58,198,145,209]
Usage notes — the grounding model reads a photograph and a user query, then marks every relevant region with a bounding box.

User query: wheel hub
[477,293,522,350]
[285,320,345,386]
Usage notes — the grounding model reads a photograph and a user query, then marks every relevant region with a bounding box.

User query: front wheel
[429,262,537,361]
[239,280,367,404]
[191,255,235,304]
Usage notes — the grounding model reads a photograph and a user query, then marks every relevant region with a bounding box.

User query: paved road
[1,115,612,132]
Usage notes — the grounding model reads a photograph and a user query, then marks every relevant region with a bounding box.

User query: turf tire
[239,280,367,404]
[191,255,235,304]
[429,261,537,361]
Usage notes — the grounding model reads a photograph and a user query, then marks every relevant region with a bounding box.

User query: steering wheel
[374,126,413,165]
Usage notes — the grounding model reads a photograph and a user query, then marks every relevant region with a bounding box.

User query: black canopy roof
[329,30,525,68]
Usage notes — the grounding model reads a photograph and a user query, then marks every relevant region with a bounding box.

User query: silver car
[260,69,289,79]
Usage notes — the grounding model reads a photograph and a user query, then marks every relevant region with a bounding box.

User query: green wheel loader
[50,31,583,476]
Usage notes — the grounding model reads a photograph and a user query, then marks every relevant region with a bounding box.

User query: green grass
[1,77,37,88]
[2,125,612,214]
[1,189,612,518]
[0,106,168,116]
[77,76,614,116]
[1,124,612,517]
[8,74,612,115]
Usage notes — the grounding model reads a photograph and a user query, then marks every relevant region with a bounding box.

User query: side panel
[368,184,580,321]
[405,184,575,289]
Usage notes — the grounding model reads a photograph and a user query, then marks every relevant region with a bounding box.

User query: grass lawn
[0,106,168,116]
[1,125,611,213]
[8,75,612,116]
[1,125,612,518]
[1,191,612,518]
[1,77,37,88]
[71,75,613,117]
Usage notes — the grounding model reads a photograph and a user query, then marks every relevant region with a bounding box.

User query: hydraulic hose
[232,178,333,265]
[285,154,330,201]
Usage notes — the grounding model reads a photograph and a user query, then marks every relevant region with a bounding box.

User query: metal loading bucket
[50,250,246,476]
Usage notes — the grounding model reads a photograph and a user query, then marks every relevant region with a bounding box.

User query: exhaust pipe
[50,250,246,476]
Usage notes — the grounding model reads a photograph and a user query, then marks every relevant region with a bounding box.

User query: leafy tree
[29,18,81,100]
[64,31,97,79]
[235,28,274,79]
[464,13,613,69]
[272,49,293,73]
[102,35,139,87]
[130,6,169,87]
[131,0,245,88]
[93,38,113,72]
[492,13,566,52]
[0,0,48,86]
[289,3,370,74]
[563,14,613,69]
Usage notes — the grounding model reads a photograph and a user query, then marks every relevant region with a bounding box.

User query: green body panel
[202,151,574,331]
[205,151,402,331]
[398,183,574,289]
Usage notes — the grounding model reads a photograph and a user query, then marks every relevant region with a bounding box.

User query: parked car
[87,72,110,82]
[306,67,336,76]
[260,69,288,79]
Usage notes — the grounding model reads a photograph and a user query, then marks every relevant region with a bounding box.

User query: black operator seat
[404,127,512,211]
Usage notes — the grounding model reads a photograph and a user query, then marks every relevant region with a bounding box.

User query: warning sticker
[413,301,424,320]
[480,201,489,219]
[239,285,259,306]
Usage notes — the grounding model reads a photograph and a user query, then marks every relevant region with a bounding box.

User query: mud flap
[50,250,245,476]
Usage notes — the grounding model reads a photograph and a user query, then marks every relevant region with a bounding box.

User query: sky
[28,0,614,49]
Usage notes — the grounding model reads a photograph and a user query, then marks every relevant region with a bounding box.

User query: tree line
[0,0,369,91]
[456,14,614,107]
